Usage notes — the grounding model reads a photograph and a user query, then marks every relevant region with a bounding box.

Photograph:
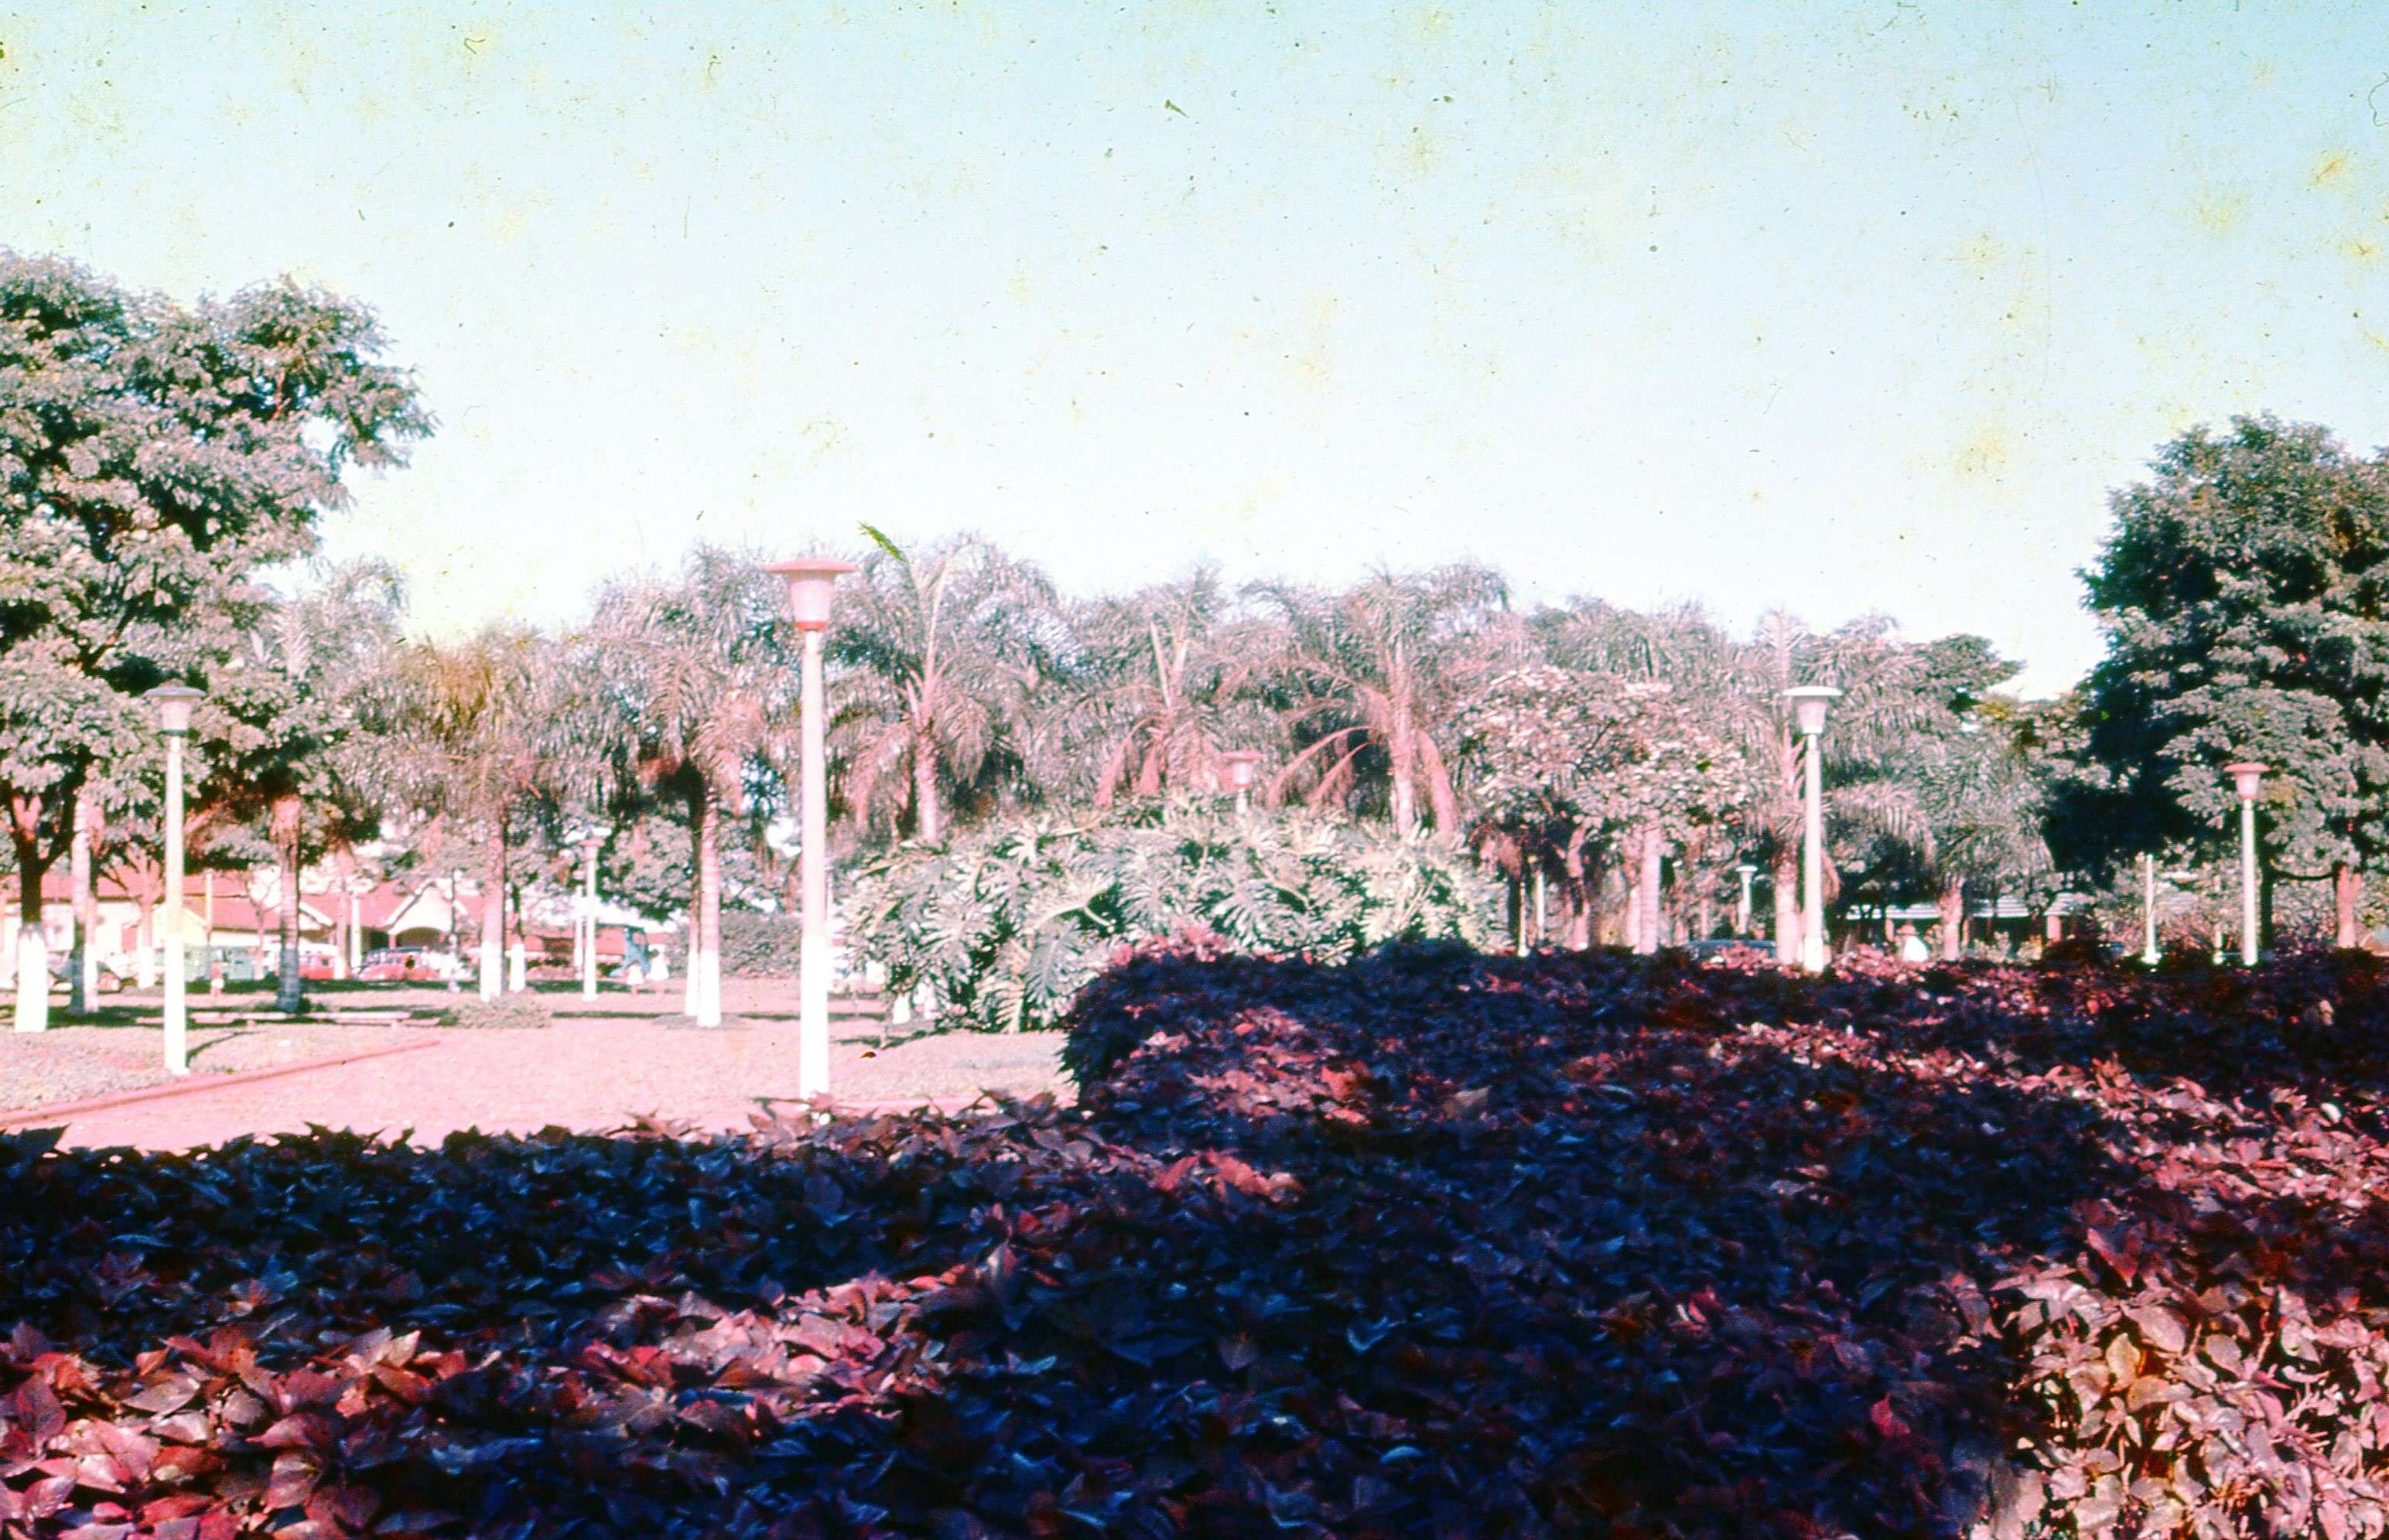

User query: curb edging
[0,1038,443,1131]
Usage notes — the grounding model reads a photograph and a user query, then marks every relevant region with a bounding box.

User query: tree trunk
[2335,862,2363,949]
[1622,849,1642,954]
[272,795,306,1014]
[69,791,95,1016]
[1387,699,1417,836]
[330,849,353,982]
[12,834,47,1035]
[684,792,706,1019]
[1416,729,1461,842]
[912,738,943,846]
[690,784,724,1027]
[1938,876,1965,961]
[479,821,507,1000]
[1772,850,1801,967]
[1561,829,1592,951]
[702,794,724,1026]
[1638,830,1664,954]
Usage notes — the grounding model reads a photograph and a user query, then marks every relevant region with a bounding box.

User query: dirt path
[8,982,1068,1150]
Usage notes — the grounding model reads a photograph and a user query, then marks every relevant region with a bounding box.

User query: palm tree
[828,533,1065,845]
[1253,565,1510,838]
[1724,613,1936,965]
[584,546,793,1027]
[384,626,568,1000]
[1061,571,1271,808]
[200,560,407,1013]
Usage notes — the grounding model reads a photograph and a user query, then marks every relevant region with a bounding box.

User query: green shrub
[843,801,1497,1033]
[718,910,802,978]
[435,996,553,1030]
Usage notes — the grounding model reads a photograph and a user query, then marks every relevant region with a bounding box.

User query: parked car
[46,954,125,994]
[358,948,452,983]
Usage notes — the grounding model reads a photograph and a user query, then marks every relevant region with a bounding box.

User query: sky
[1,2,2384,696]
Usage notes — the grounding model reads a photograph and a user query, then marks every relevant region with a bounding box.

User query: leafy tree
[1253,565,1509,838]
[829,532,1065,844]
[2076,416,2389,947]
[0,253,426,1028]
[1457,665,1748,951]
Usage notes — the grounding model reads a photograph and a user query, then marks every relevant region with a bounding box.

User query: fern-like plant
[844,801,1496,1033]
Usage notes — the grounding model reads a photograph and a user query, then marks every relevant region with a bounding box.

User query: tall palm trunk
[1387,698,1418,836]
[1772,849,1801,967]
[12,818,49,1035]
[69,790,96,1016]
[683,801,704,1019]
[687,784,723,1026]
[1937,876,1966,961]
[2334,862,2362,950]
[1561,828,1593,950]
[272,795,306,1014]
[479,821,507,1000]
[912,734,942,845]
[1635,828,1664,954]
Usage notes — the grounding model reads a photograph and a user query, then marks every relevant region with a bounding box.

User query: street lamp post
[767,556,856,1101]
[1221,750,1263,815]
[2224,762,2267,966]
[1786,686,1842,974]
[147,684,203,1074]
[1735,862,1756,937]
[581,836,602,1000]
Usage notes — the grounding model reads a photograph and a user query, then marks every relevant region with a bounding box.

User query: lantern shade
[1220,750,1263,793]
[145,682,204,736]
[1785,685,1842,737]
[2223,761,2268,800]
[764,557,858,631]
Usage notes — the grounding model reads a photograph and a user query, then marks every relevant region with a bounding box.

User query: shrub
[433,995,552,1030]
[843,801,1497,1033]
[717,910,801,978]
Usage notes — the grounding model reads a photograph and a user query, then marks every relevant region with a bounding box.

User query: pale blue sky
[2,2,2384,693]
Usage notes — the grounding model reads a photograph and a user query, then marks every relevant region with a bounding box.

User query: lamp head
[145,682,204,736]
[2223,761,2268,801]
[764,556,858,631]
[1785,685,1842,738]
[1220,750,1263,793]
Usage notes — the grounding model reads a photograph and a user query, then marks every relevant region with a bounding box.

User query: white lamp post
[766,555,855,1101]
[1221,750,1263,815]
[581,836,602,999]
[1786,686,1842,973]
[2224,762,2267,966]
[1735,862,1757,937]
[147,683,203,1074]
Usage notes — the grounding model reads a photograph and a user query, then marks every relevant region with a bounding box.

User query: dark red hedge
[7,943,2389,1536]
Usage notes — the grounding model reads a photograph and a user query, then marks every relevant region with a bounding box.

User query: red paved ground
[19,980,1068,1151]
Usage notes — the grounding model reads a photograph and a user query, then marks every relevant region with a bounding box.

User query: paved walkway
[31,996,1068,1150]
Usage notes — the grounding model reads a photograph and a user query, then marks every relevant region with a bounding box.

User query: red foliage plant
[6,944,2389,1536]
